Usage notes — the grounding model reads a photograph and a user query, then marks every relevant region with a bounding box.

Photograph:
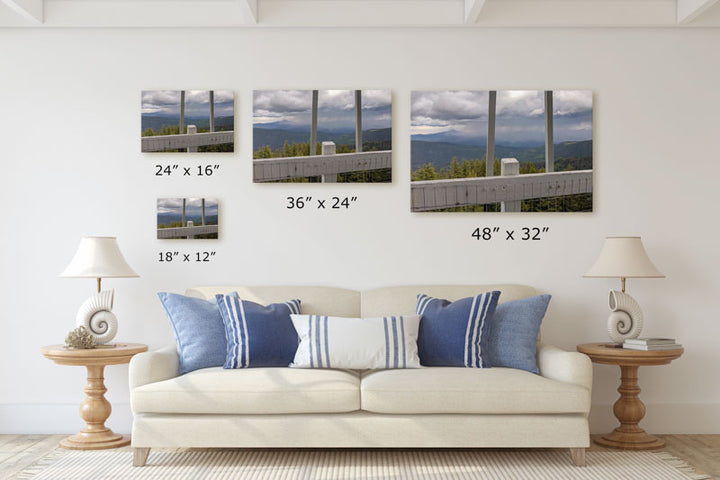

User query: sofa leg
[569,448,586,466]
[133,447,150,467]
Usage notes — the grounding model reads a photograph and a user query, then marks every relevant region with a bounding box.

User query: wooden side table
[41,343,148,450]
[577,342,683,450]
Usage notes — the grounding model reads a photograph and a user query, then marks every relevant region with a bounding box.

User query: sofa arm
[129,345,179,390]
[536,343,593,392]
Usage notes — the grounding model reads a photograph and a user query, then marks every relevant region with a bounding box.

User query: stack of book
[623,338,682,350]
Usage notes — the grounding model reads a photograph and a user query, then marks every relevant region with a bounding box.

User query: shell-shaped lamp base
[76,290,118,344]
[606,290,644,344]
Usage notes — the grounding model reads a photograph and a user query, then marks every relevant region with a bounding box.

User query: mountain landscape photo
[410,90,593,212]
[141,90,234,152]
[156,198,219,239]
[253,90,392,183]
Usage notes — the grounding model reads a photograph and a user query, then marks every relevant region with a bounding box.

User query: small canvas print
[142,90,234,153]
[410,90,593,212]
[157,198,218,239]
[253,89,392,183]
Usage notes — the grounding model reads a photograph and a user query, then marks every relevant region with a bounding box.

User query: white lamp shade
[584,236,664,278]
[60,236,139,278]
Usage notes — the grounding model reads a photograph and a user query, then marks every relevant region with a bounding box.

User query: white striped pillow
[290,314,421,369]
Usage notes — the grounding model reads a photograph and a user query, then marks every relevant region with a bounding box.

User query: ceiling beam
[464,0,487,24]
[474,0,675,27]
[257,1,460,26]
[677,0,720,23]
[238,0,257,23]
[1,0,43,24]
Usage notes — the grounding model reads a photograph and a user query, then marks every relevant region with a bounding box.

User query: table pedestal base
[60,433,130,450]
[593,364,665,450]
[595,429,665,450]
[59,364,130,450]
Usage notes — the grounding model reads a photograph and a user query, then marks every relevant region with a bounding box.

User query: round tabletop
[41,343,148,366]
[577,342,683,366]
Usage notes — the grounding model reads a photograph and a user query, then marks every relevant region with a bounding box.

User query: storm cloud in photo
[254,90,392,132]
[142,90,234,118]
[411,90,592,146]
[157,198,219,216]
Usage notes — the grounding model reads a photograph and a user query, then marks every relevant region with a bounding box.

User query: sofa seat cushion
[132,367,360,414]
[360,367,590,414]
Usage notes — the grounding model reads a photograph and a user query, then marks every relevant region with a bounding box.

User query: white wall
[0,27,718,435]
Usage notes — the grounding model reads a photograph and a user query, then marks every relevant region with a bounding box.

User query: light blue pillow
[216,295,301,368]
[486,295,551,374]
[416,291,501,367]
[157,292,228,375]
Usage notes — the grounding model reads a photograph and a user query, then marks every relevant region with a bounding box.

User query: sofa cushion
[132,367,360,414]
[187,286,361,317]
[361,284,536,317]
[360,367,590,414]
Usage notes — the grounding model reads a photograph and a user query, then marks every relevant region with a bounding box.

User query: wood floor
[1,434,718,479]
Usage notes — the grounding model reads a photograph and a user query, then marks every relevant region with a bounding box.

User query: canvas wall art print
[410,90,593,212]
[253,89,392,183]
[157,198,219,239]
[142,90,234,153]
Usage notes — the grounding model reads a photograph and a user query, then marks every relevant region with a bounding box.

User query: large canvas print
[157,198,219,239]
[410,90,593,212]
[142,90,234,153]
[253,90,392,183]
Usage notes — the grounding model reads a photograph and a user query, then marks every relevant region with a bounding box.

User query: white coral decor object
[606,289,644,344]
[76,289,118,344]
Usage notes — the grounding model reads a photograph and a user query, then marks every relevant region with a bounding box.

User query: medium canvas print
[142,90,234,153]
[410,90,593,212]
[157,198,219,239]
[253,89,392,183]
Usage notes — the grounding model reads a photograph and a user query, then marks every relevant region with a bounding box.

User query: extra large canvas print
[411,90,593,212]
[142,90,234,153]
[253,90,392,183]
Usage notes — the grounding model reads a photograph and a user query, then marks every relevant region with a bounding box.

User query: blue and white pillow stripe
[383,316,406,369]
[416,294,434,316]
[416,291,501,368]
[285,299,301,315]
[306,315,331,368]
[290,314,421,370]
[463,293,495,368]
[222,295,250,368]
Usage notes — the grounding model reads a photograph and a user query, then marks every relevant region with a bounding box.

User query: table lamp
[583,236,664,344]
[60,236,138,345]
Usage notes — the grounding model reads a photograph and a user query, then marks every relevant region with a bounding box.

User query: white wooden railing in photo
[157,199,218,239]
[411,158,592,212]
[142,125,233,152]
[157,222,218,239]
[253,141,391,182]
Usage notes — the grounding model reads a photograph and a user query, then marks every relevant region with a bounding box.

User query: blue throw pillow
[486,295,551,374]
[416,291,501,367]
[216,295,301,368]
[157,292,228,375]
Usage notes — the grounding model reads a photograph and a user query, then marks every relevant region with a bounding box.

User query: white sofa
[129,285,592,467]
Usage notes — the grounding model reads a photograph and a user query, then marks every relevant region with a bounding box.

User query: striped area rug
[13,449,710,480]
